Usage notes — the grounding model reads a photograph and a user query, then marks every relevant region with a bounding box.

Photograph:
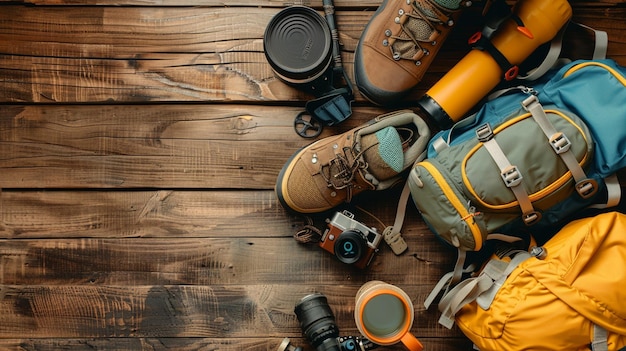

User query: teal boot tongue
[361,126,405,181]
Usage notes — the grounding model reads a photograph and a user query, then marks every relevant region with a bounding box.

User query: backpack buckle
[549,132,571,154]
[522,211,542,226]
[476,123,494,142]
[501,165,523,188]
[576,178,598,199]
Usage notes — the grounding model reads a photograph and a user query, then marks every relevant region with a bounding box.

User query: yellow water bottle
[418,0,572,129]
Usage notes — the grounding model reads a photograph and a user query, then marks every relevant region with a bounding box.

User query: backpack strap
[435,251,531,329]
[588,174,622,210]
[592,324,608,351]
[521,95,598,199]
[476,123,541,225]
[517,21,608,81]
[385,148,429,255]
[423,248,473,312]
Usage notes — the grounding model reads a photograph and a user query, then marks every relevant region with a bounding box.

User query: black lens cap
[264,6,332,83]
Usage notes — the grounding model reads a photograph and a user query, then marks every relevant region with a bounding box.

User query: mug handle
[401,332,424,351]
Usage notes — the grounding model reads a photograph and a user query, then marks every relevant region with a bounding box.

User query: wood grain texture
[0,284,468,340]
[1,5,624,103]
[0,0,624,7]
[0,105,389,188]
[0,338,472,351]
[1,0,625,349]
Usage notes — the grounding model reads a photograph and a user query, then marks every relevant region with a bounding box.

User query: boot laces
[389,0,460,62]
[320,144,377,202]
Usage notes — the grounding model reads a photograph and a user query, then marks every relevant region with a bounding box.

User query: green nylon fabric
[408,106,593,251]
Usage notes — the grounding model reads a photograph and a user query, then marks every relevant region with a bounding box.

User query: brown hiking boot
[275,110,430,214]
[355,0,468,106]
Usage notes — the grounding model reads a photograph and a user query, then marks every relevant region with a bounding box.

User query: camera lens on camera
[333,230,366,265]
[294,293,342,351]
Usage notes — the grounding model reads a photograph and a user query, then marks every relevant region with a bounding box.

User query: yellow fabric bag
[438,212,626,351]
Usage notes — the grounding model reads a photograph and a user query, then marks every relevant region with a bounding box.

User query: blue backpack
[408,59,626,254]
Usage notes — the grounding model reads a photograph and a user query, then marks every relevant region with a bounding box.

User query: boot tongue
[434,0,463,10]
[360,126,405,182]
[395,0,463,60]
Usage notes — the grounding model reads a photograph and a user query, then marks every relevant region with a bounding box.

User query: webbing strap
[517,24,568,81]
[436,252,530,329]
[588,174,622,209]
[431,112,480,155]
[476,251,530,310]
[477,123,539,225]
[522,95,597,199]
[431,136,449,154]
[579,22,609,60]
[424,249,472,310]
[385,149,428,255]
[592,324,609,351]
[518,21,608,81]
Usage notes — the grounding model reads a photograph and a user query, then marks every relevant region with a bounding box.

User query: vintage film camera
[319,210,382,269]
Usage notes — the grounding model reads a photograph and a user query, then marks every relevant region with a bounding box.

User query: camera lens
[338,338,357,350]
[333,230,365,265]
[294,293,341,351]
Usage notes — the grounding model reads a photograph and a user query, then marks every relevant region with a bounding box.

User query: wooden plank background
[0,0,625,350]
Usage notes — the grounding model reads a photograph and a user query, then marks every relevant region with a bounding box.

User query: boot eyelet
[393,52,401,60]
[382,39,389,46]
[394,17,400,24]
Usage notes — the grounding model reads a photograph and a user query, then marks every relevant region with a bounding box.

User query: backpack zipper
[563,61,626,86]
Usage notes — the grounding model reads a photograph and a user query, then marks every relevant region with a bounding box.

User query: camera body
[319,210,382,269]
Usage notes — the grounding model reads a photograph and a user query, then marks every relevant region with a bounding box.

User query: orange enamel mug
[354,281,423,350]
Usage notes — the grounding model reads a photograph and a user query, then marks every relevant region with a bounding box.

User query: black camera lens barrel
[333,230,366,265]
[294,293,342,351]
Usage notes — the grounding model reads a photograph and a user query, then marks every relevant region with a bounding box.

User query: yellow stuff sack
[435,212,626,351]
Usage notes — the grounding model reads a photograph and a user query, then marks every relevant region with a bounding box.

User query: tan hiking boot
[275,110,430,214]
[355,0,468,105]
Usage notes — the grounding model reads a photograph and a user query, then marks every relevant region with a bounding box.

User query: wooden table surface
[0,0,625,350]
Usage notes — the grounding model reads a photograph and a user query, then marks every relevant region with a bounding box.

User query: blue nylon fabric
[539,59,626,179]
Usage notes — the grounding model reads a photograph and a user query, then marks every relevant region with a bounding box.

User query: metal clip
[522,211,541,226]
[476,123,493,142]
[549,132,571,154]
[575,179,598,199]
[521,86,537,95]
[521,94,539,111]
[530,246,547,259]
[501,165,523,188]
